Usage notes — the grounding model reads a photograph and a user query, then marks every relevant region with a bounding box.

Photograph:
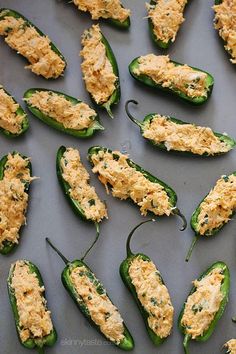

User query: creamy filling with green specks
[0,88,25,134]
[225,339,236,353]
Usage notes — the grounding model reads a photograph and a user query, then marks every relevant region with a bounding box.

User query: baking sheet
[0,0,236,353]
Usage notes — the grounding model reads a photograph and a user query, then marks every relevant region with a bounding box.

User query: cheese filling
[134,54,208,98]
[0,88,25,134]
[197,174,236,235]
[147,0,188,44]
[61,148,107,222]
[80,24,117,104]
[91,149,172,216]
[0,14,65,78]
[73,0,130,22]
[213,0,236,64]
[225,339,236,353]
[143,115,230,155]
[0,153,34,249]
[128,257,174,338]
[26,91,96,130]
[181,268,224,339]
[11,260,53,343]
[70,265,125,343]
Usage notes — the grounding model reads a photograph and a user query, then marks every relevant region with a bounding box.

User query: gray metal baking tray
[0,0,235,353]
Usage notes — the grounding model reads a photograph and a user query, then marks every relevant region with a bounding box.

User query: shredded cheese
[26,91,96,130]
[181,268,224,339]
[197,174,236,235]
[0,15,65,78]
[147,0,187,44]
[0,88,25,134]
[70,265,125,343]
[134,54,208,98]
[129,256,174,338]
[80,24,117,104]
[61,148,107,222]
[73,0,130,22]
[213,0,236,64]
[91,149,172,216]
[143,115,230,155]
[0,153,34,249]
[225,339,236,353]
[11,260,53,342]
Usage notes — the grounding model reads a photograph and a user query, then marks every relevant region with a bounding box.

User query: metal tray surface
[0,0,235,353]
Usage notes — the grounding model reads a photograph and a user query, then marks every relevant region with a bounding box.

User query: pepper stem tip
[45,237,69,264]
[183,334,190,354]
[185,235,198,262]
[126,219,155,257]
[81,223,100,261]
[172,208,187,231]
[125,100,142,127]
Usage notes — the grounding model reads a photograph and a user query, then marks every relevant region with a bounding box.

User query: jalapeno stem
[37,347,45,354]
[81,223,100,261]
[125,100,143,128]
[185,235,199,262]
[126,219,155,257]
[232,316,236,323]
[46,237,69,264]
[103,101,113,118]
[172,208,187,231]
[183,334,190,354]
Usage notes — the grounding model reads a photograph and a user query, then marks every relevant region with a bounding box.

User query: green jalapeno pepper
[56,145,107,254]
[186,171,236,262]
[148,0,189,49]
[178,261,230,354]
[24,88,103,138]
[7,259,57,353]
[0,151,32,255]
[88,145,187,230]
[120,219,174,345]
[0,8,67,78]
[81,26,120,118]
[46,237,134,351]
[0,86,29,137]
[125,99,236,156]
[129,57,214,105]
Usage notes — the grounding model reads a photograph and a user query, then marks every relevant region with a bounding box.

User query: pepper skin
[148,0,189,49]
[88,145,187,230]
[24,88,103,138]
[178,261,230,354]
[46,238,134,351]
[7,260,57,354]
[0,86,29,137]
[120,220,174,345]
[0,152,32,255]
[125,99,236,156]
[129,57,214,105]
[186,172,236,262]
[0,8,67,78]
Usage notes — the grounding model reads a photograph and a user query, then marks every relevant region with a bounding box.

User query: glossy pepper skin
[129,57,214,105]
[125,99,236,156]
[178,261,230,354]
[46,238,134,351]
[120,220,172,345]
[88,145,187,230]
[86,32,120,118]
[185,171,236,262]
[0,8,67,77]
[24,88,103,138]
[148,0,189,49]
[0,152,32,255]
[0,87,29,137]
[7,260,57,354]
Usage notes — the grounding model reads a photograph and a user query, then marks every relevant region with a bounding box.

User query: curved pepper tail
[46,237,69,264]
[172,208,187,231]
[183,334,190,354]
[232,316,236,323]
[125,100,143,127]
[37,347,45,354]
[185,235,199,262]
[81,223,100,261]
[103,101,114,118]
[126,219,155,257]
